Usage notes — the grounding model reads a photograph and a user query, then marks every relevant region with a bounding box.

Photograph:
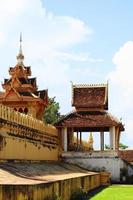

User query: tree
[44,97,60,125]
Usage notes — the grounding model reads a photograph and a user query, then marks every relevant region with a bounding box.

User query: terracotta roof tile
[55,111,124,131]
[118,150,133,162]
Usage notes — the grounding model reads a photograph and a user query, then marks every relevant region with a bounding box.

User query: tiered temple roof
[0,35,48,120]
[56,83,124,131]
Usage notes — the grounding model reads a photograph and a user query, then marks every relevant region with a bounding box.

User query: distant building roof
[118,150,133,163]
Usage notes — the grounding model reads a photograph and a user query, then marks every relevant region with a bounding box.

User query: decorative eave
[55,110,124,132]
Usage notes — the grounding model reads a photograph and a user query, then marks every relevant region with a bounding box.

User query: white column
[77,132,79,148]
[80,132,82,145]
[63,127,68,152]
[109,126,116,150]
[100,131,104,151]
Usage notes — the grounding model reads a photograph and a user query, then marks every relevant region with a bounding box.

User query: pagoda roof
[35,90,48,100]
[18,77,36,85]
[72,83,108,110]
[55,110,124,132]
[19,89,48,100]
[4,77,36,86]
[9,65,31,72]
[0,88,48,103]
[18,91,38,98]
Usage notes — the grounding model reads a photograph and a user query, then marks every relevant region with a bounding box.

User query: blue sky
[0,0,133,148]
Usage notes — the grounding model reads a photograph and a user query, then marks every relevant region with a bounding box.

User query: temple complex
[0,36,132,200]
[0,35,48,120]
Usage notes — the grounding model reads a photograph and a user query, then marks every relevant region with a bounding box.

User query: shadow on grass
[87,186,107,199]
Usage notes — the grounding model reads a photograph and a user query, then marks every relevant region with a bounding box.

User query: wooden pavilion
[55,83,124,152]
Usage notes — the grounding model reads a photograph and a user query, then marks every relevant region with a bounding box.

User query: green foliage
[44,97,60,125]
[105,144,110,150]
[105,143,128,150]
[120,167,128,176]
[119,143,128,149]
[70,188,88,200]
[127,175,133,184]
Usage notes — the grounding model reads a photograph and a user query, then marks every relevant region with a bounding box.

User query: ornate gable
[4,88,21,101]
[72,83,108,111]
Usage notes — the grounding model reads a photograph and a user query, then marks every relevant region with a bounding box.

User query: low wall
[0,174,100,200]
[62,152,124,182]
[0,104,59,161]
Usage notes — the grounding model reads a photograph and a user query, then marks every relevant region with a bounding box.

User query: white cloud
[108,41,133,147]
[109,41,133,109]
[111,41,133,86]
[54,52,103,62]
[0,0,95,114]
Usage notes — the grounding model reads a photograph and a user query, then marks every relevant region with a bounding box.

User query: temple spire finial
[19,32,22,54]
[17,32,24,64]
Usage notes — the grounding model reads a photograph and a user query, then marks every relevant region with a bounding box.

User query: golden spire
[16,33,24,64]
[88,132,93,150]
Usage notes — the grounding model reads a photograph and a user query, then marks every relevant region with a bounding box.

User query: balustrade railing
[0,104,57,135]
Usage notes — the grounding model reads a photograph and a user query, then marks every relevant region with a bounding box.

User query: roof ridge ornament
[16,33,24,65]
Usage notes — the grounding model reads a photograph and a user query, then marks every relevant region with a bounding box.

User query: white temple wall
[63,156,124,182]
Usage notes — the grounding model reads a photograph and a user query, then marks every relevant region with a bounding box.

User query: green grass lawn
[88,185,133,200]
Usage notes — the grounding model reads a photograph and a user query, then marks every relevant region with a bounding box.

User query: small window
[18,108,23,113]
[24,107,28,114]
